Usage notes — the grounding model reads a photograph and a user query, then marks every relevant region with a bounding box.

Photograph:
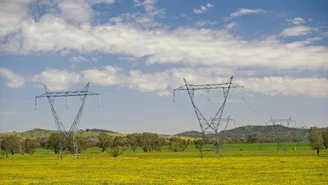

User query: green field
[1,142,327,185]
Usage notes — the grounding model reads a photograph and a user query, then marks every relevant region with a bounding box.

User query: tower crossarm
[35,91,99,98]
[174,83,243,91]
[267,117,296,127]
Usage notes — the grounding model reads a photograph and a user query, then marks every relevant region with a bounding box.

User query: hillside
[0,128,119,139]
[1,125,324,143]
[175,125,311,142]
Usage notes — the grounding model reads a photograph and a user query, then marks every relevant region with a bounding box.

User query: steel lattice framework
[173,76,243,157]
[35,83,99,159]
[266,117,296,151]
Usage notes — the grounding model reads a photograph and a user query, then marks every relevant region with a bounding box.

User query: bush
[110,146,123,157]
[169,138,188,152]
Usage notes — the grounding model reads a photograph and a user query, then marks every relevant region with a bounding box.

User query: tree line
[0,135,39,158]
[1,127,327,158]
[0,132,191,158]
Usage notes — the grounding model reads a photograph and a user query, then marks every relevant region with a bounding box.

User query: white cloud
[134,0,165,18]
[87,0,116,4]
[91,57,98,63]
[1,18,327,71]
[0,3,327,73]
[193,3,214,14]
[58,0,94,24]
[70,56,89,63]
[0,0,29,37]
[109,12,162,28]
[195,19,216,28]
[227,8,266,19]
[0,68,25,88]
[287,17,305,25]
[206,3,214,8]
[32,69,81,90]
[280,26,313,37]
[125,70,170,92]
[81,66,123,86]
[321,32,328,37]
[235,77,328,97]
[285,37,322,48]
[225,22,237,30]
[30,66,328,98]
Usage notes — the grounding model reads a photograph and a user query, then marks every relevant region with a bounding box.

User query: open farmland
[1,143,327,185]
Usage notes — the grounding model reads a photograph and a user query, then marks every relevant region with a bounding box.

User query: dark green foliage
[97,133,113,153]
[194,138,215,149]
[37,137,48,148]
[309,127,324,156]
[76,135,90,153]
[0,135,22,158]
[247,134,258,144]
[126,134,138,152]
[194,139,202,149]
[176,125,309,144]
[138,133,163,152]
[86,128,116,133]
[46,133,61,154]
[169,137,188,152]
[110,146,123,157]
[112,136,125,147]
[322,131,328,149]
[22,138,40,155]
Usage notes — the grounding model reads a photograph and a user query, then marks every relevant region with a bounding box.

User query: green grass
[3,142,322,160]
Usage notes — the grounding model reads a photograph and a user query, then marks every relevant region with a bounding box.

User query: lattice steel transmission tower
[173,76,243,158]
[266,117,296,151]
[35,83,99,159]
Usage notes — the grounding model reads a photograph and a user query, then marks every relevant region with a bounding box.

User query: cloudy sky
[0,0,327,134]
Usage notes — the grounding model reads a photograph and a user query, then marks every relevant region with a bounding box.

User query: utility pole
[35,83,99,159]
[173,76,243,157]
[266,117,296,151]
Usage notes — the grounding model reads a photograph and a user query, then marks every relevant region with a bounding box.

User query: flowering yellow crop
[0,155,327,184]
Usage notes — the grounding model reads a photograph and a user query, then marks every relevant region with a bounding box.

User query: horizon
[0,0,327,134]
[1,124,326,136]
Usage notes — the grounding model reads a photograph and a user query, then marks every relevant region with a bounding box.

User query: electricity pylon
[173,76,243,157]
[35,82,99,159]
[266,117,296,151]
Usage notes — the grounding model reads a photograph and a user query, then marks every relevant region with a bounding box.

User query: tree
[247,134,258,144]
[138,133,162,152]
[169,137,188,152]
[194,139,202,149]
[309,127,324,156]
[0,135,22,158]
[108,136,126,157]
[37,137,48,148]
[110,146,123,157]
[322,131,328,149]
[75,135,90,153]
[46,133,61,154]
[126,134,138,152]
[22,138,40,155]
[112,136,125,147]
[97,133,113,153]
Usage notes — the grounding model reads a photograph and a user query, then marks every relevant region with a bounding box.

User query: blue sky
[0,0,327,134]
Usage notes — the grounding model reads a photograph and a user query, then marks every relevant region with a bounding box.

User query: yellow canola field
[1,156,327,185]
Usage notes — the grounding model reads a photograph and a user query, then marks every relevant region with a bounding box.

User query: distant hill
[175,125,311,142]
[174,130,203,138]
[85,128,116,133]
[26,128,56,132]
[0,128,118,139]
